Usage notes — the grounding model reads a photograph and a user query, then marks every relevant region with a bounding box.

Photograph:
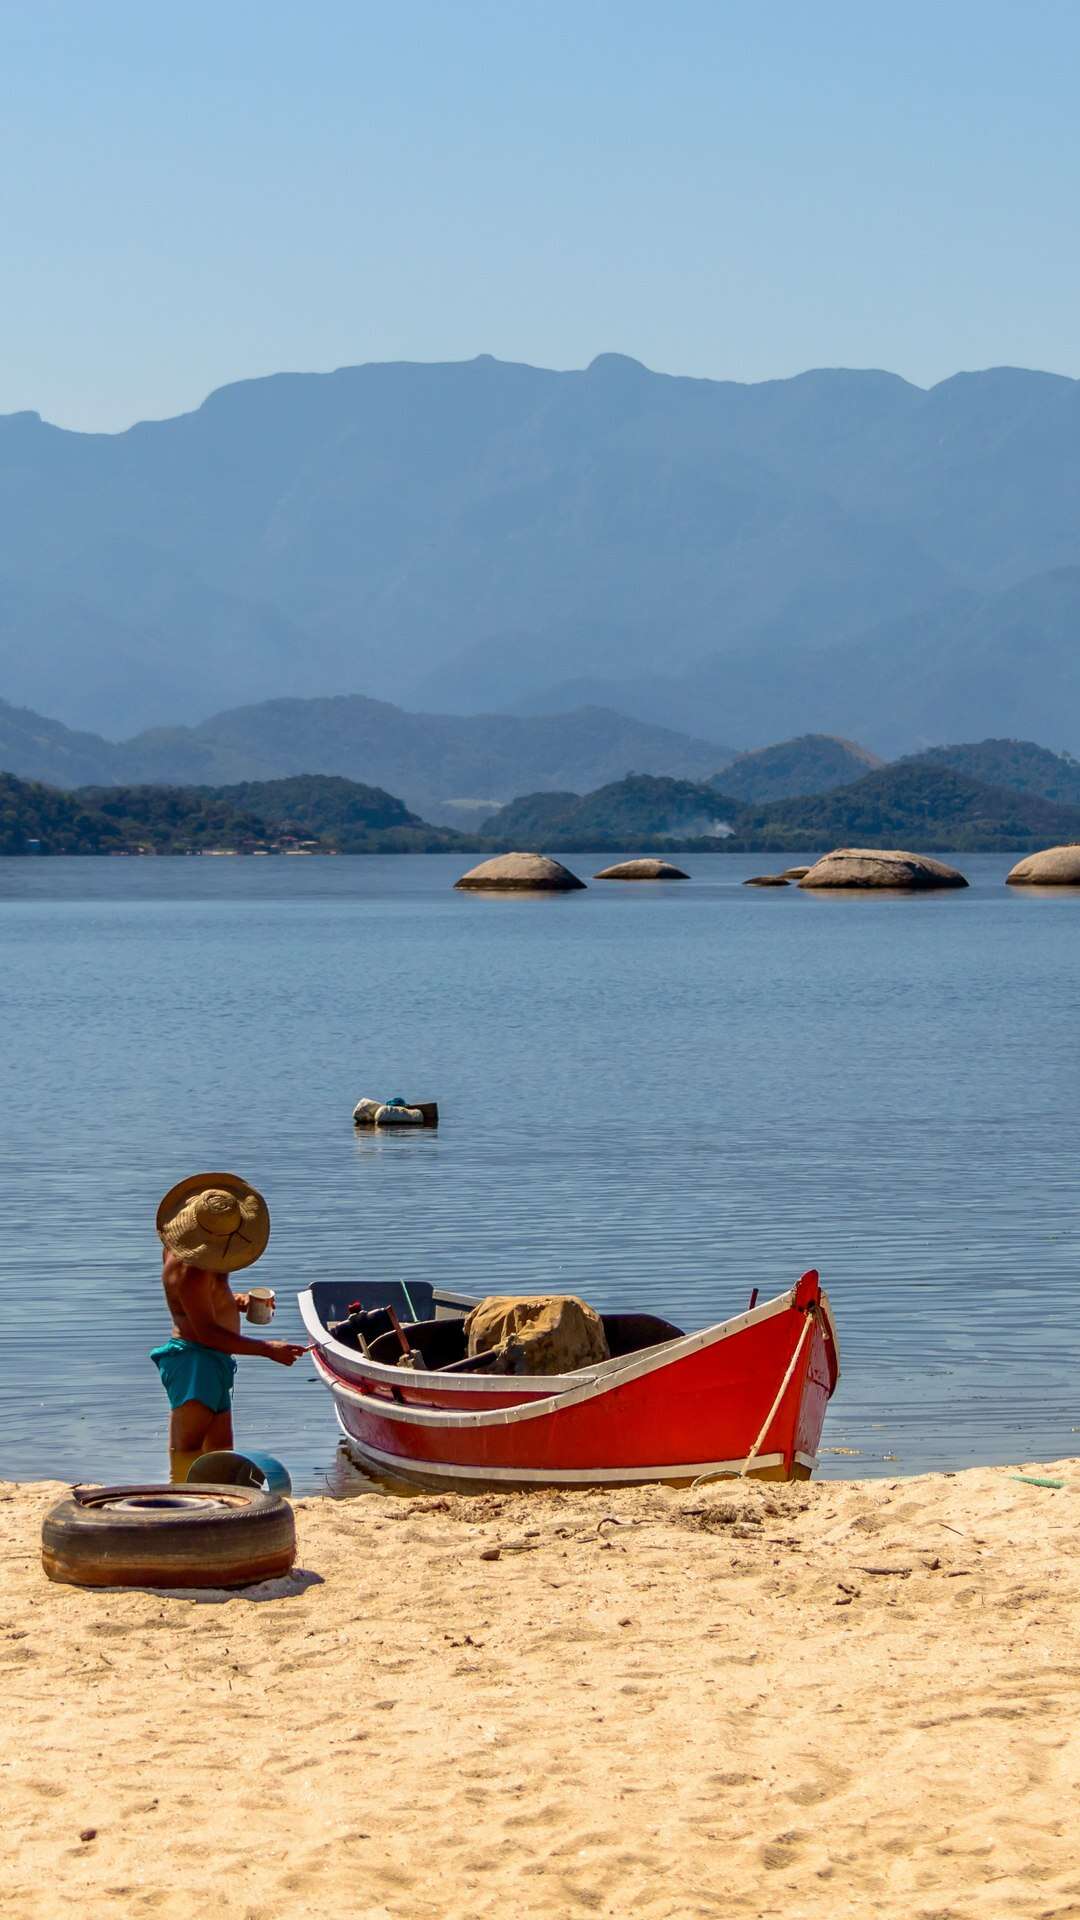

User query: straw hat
[156,1171,270,1273]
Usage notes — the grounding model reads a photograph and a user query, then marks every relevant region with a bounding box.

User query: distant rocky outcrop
[1005,845,1080,885]
[743,874,789,886]
[798,849,968,890]
[593,859,689,880]
[454,853,586,892]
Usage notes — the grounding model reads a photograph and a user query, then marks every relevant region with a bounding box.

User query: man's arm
[177,1268,287,1358]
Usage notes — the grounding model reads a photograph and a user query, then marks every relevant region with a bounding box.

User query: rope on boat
[690,1313,814,1491]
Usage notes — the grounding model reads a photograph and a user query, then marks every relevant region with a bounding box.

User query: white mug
[246,1286,276,1325]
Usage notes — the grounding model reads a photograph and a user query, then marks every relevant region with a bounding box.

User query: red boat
[299,1271,839,1490]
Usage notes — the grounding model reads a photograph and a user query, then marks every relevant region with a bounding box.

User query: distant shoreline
[1,838,1067,857]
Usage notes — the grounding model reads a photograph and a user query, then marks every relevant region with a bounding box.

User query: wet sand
[2,1462,1078,1918]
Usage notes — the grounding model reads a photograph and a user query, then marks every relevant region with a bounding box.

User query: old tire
[41,1483,296,1589]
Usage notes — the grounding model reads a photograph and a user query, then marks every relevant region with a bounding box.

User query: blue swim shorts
[150,1339,237,1414]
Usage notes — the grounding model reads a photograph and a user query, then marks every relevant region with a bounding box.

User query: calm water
[1,851,1078,1493]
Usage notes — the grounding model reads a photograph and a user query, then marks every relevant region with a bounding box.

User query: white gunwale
[299,1284,803,1417]
[305,1292,823,1433]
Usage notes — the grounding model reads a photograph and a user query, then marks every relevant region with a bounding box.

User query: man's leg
[169,1399,214,1483]
[203,1408,235,1452]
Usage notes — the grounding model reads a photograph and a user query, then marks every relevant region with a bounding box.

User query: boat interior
[308,1279,685,1376]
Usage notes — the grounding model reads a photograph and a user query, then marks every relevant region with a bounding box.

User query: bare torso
[162,1248,241,1340]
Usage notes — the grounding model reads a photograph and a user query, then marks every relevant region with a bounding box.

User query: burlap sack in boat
[464,1295,609,1375]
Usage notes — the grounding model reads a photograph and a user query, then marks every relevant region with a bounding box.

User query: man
[151,1172,305,1482]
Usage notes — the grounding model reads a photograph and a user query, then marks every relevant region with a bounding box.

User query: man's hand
[261,1340,307,1366]
[233,1293,250,1314]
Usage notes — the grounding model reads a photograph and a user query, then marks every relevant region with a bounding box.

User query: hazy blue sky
[3,0,1079,430]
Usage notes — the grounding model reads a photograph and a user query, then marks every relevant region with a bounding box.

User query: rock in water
[1006,845,1080,885]
[454,852,586,891]
[593,859,689,880]
[453,856,588,890]
[780,866,811,880]
[799,849,968,891]
[743,874,789,887]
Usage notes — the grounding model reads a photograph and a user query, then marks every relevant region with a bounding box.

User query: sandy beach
[2,1463,1079,1919]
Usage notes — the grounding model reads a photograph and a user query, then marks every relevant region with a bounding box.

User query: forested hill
[714,734,882,803]
[0,773,265,856]
[481,776,740,842]
[732,763,1080,851]
[6,759,1080,857]
[196,775,418,837]
[481,764,1080,853]
[903,739,1080,807]
[0,773,472,855]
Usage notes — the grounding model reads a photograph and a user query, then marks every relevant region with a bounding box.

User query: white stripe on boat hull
[335,1418,790,1486]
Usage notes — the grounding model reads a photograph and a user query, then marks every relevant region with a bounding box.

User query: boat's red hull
[300,1272,839,1489]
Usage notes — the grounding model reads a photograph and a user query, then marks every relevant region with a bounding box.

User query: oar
[385,1305,412,1357]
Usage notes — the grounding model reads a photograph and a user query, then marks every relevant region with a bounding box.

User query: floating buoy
[353,1098,439,1128]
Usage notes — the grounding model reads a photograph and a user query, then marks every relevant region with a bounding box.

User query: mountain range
[9,748,1079,857]
[4,354,1080,750]
[0,693,729,824]
[523,568,1080,757]
[6,687,1080,844]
